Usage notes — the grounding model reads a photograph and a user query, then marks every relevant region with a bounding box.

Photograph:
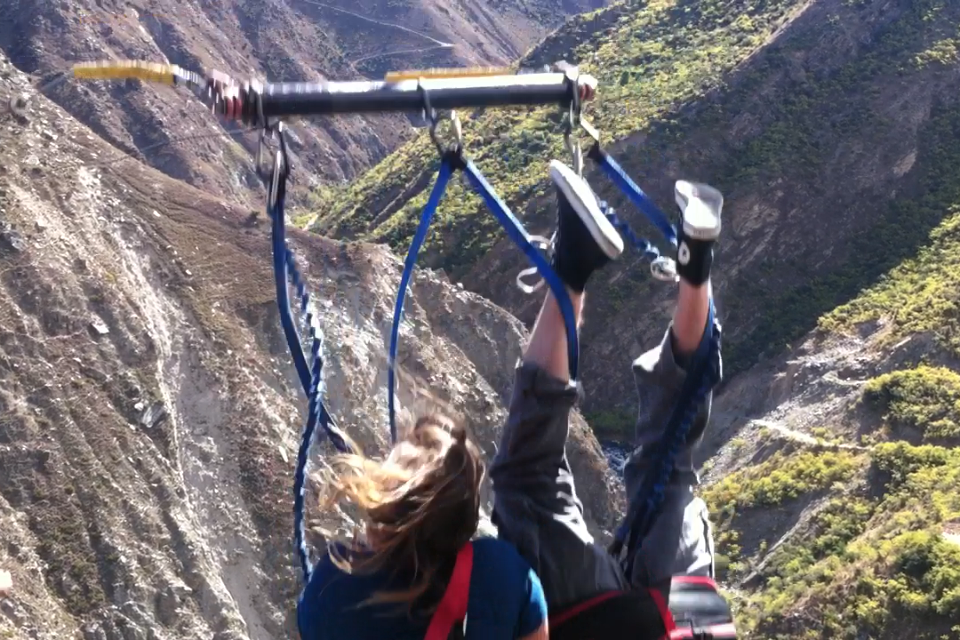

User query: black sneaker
[549,160,624,292]
[674,180,722,286]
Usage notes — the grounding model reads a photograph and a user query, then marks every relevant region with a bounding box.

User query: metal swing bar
[72,60,597,119]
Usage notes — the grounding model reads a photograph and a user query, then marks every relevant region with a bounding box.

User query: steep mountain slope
[309,1,960,636]
[0,0,608,211]
[0,52,616,640]
[696,200,960,637]
[311,0,960,435]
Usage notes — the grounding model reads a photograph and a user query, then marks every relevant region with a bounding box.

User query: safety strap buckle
[256,122,290,214]
[418,79,463,157]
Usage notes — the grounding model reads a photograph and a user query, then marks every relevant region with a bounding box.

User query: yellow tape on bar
[384,66,516,82]
[73,60,177,85]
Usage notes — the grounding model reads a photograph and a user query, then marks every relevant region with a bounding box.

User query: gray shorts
[489,323,719,610]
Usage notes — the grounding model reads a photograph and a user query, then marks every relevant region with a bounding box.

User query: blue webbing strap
[614,301,722,578]
[461,159,580,381]
[587,143,677,247]
[271,190,312,393]
[265,138,349,584]
[387,154,458,444]
[599,200,663,263]
[583,139,725,575]
[386,152,581,443]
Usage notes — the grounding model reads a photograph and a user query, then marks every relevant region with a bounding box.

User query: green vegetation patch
[701,448,863,578]
[915,37,959,68]
[730,442,960,638]
[312,0,807,274]
[703,448,862,515]
[863,365,960,444]
[818,206,960,356]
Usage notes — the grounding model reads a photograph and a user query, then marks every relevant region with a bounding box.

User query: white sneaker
[675,180,722,241]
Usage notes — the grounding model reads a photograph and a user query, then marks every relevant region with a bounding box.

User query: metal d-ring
[260,121,289,212]
[418,78,462,156]
[561,65,585,177]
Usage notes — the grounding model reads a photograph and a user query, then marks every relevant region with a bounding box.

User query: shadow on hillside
[600,1,960,384]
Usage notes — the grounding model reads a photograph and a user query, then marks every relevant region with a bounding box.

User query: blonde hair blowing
[315,414,485,612]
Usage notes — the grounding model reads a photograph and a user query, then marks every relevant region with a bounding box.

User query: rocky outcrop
[0,52,615,640]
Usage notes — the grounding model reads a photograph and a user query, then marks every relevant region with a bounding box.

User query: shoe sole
[549,160,624,258]
[675,180,722,241]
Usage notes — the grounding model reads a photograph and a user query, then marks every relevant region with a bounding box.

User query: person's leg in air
[623,181,737,635]
[490,161,673,639]
[490,158,625,609]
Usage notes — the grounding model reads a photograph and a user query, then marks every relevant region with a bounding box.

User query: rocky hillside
[0,51,616,640]
[697,202,960,637]
[311,0,960,432]
[311,0,960,637]
[0,0,607,212]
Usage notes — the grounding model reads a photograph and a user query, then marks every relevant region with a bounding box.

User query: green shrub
[864,366,960,443]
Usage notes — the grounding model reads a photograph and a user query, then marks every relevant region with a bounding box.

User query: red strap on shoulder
[424,542,474,640]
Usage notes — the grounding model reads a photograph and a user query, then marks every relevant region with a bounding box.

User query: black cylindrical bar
[258,73,581,118]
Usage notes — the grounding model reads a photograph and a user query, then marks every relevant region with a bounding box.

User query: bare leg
[523,288,584,382]
[671,179,722,356]
[671,280,711,356]
[490,159,628,611]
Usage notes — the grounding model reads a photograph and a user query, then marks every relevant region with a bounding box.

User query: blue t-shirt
[297,537,547,639]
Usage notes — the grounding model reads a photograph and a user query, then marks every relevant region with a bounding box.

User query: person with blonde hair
[297,414,549,640]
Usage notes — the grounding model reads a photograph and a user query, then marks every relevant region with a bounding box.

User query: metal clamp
[651,256,679,283]
[559,63,584,176]
[418,78,463,156]
[255,121,290,212]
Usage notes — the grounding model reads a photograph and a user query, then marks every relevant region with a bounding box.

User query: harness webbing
[461,158,580,378]
[386,150,580,443]
[614,303,721,576]
[587,143,677,246]
[600,200,663,263]
[582,143,723,574]
[388,153,461,443]
[424,542,474,640]
[265,139,349,584]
